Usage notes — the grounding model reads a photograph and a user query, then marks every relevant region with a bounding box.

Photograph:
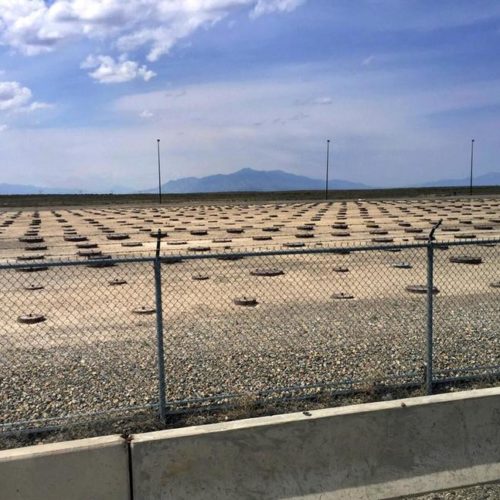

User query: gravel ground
[414,482,500,499]
[0,293,498,431]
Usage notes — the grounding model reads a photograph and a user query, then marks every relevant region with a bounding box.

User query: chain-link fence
[0,237,499,438]
[432,240,500,383]
[0,257,161,434]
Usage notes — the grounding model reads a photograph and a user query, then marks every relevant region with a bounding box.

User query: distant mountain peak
[149,167,368,194]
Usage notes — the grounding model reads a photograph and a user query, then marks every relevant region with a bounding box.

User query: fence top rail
[0,237,498,269]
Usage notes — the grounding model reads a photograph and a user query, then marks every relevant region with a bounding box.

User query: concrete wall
[0,435,130,500]
[131,387,500,499]
[0,388,499,499]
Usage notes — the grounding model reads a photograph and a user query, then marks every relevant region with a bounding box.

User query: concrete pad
[131,388,500,499]
[0,435,130,500]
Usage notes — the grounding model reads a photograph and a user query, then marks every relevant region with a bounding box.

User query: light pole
[469,138,475,197]
[325,139,330,200]
[157,139,162,204]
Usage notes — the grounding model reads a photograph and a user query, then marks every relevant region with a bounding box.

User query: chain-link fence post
[154,230,167,422]
[425,220,441,395]
[425,241,434,395]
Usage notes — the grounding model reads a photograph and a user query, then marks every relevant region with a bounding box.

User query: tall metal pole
[469,138,475,197]
[157,138,162,204]
[325,139,330,200]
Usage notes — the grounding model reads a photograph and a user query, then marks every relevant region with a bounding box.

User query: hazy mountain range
[0,183,132,195]
[148,168,368,193]
[0,183,74,195]
[0,168,499,195]
[421,172,500,188]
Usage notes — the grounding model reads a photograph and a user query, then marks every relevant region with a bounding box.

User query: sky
[0,0,499,192]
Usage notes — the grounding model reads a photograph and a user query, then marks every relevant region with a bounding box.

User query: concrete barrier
[0,435,129,500]
[131,387,500,499]
[0,389,498,499]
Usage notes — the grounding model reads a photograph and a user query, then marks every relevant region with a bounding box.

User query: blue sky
[0,0,499,192]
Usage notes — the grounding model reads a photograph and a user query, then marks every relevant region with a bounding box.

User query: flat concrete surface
[0,435,130,500]
[131,388,500,499]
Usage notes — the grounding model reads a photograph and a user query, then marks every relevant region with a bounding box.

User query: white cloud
[0,1,306,63]
[26,101,53,111]
[294,95,332,106]
[0,81,32,111]
[0,80,52,114]
[310,96,332,105]
[81,55,156,84]
[139,109,154,118]
[0,123,7,131]
[251,0,305,18]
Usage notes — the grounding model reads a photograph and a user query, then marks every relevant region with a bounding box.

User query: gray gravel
[0,294,498,433]
[413,482,500,499]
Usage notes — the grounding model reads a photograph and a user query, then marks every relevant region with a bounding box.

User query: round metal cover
[18,314,46,324]
[233,296,258,307]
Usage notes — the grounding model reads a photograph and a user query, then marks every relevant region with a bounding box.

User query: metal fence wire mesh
[433,241,500,381]
[162,246,428,410]
[0,258,159,432]
[0,238,498,435]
